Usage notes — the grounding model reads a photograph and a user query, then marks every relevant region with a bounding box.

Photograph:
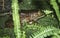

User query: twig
[0,11,12,16]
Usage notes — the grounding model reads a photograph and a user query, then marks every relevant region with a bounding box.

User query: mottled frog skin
[20,10,45,24]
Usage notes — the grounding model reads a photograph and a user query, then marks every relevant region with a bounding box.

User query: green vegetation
[11,0,21,38]
[50,0,60,21]
[0,0,60,38]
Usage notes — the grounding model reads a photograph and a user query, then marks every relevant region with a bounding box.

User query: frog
[20,10,45,24]
[5,10,45,28]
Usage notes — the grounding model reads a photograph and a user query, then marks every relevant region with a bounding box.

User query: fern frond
[32,26,60,38]
[24,23,60,38]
